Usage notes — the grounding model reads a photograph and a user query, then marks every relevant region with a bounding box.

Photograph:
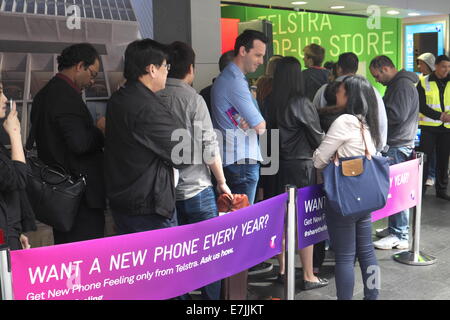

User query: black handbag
[25,154,86,232]
[25,107,86,232]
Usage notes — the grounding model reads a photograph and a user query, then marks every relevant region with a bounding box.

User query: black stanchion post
[284,185,297,300]
[393,152,437,265]
[0,229,14,300]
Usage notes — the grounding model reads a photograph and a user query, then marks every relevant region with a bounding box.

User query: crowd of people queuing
[1,28,449,300]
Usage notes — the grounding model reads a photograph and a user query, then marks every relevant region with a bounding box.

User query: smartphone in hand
[6,99,13,117]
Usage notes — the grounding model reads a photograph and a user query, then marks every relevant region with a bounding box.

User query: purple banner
[296,159,420,248]
[297,185,329,249]
[10,194,286,300]
[371,159,419,222]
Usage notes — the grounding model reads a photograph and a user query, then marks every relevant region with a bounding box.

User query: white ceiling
[223,0,450,18]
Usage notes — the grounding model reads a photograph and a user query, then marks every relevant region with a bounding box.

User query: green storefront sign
[222,5,402,93]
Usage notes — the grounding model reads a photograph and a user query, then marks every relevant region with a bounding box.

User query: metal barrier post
[284,185,297,300]
[394,152,437,265]
[0,246,14,300]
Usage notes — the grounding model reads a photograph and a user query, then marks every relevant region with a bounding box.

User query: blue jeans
[383,146,412,241]
[223,162,260,205]
[176,186,221,300]
[326,211,379,300]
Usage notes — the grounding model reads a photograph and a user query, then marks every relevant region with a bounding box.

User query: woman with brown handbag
[313,75,381,300]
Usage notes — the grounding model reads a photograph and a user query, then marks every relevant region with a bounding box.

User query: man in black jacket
[31,43,106,244]
[105,39,187,234]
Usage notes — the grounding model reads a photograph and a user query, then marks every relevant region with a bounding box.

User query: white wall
[152,0,222,92]
[190,0,222,92]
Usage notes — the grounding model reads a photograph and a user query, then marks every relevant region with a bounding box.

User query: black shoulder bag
[25,108,86,233]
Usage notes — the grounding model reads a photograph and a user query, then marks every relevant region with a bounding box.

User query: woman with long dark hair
[0,83,33,250]
[313,75,380,300]
[264,56,328,290]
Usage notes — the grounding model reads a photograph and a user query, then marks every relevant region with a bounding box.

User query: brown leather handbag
[217,193,250,300]
[217,193,250,213]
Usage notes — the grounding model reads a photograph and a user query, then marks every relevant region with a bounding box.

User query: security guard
[417,52,435,80]
[417,55,450,200]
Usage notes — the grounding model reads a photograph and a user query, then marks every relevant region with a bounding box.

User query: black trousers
[278,159,326,271]
[53,201,105,244]
[419,129,450,194]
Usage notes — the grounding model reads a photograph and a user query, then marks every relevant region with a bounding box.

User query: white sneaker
[373,234,401,250]
[395,239,409,250]
[375,227,390,238]
[425,178,435,186]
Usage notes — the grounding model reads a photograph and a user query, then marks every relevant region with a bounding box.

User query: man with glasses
[30,43,106,244]
[105,39,187,235]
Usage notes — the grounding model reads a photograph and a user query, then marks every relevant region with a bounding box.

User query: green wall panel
[222,5,402,94]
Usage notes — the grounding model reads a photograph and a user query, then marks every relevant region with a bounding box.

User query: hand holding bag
[217,193,249,213]
[322,120,390,217]
[217,193,250,300]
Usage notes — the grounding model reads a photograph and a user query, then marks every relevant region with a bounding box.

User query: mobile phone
[6,99,13,117]
[225,107,248,134]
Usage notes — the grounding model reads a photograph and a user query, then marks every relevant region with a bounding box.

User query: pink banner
[7,159,420,300]
[371,159,419,222]
[10,194,286,300]
[297,185,329,249]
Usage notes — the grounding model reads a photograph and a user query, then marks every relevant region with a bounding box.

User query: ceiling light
[330,5,345,9]
[291,1,308,5]
[408,12,421,16]
[387,10,400,15]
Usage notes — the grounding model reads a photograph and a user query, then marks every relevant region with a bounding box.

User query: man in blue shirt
[211,29,267,205]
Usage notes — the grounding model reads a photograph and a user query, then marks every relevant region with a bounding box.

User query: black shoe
[273,269,303,284]
[436,192,450,201]
[275,273,285,284]
[302,277,329,291]
[248,262,273,275]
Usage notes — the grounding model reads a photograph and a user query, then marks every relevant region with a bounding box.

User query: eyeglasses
[161,63,171,71]
[87,67,98,79]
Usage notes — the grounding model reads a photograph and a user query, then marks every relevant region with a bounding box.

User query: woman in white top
[313,75,380,300]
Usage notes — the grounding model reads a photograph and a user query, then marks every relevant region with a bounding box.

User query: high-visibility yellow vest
[419,75,450,128]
